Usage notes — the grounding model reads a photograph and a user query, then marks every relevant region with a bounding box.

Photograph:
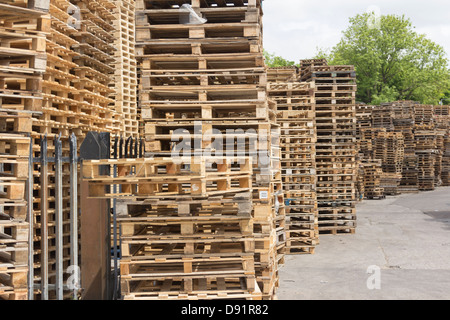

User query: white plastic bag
[179,4,207,25]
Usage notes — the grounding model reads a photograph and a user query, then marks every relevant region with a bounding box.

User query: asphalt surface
[277,187,450,300]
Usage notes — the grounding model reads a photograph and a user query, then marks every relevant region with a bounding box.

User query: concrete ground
[277,186,450,300]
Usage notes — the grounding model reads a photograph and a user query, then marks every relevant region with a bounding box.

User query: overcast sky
[262,0,450,64]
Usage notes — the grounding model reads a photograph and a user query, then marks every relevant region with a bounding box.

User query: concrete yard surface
[277,187,450,300]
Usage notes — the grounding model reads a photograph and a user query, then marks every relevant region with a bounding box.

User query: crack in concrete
[378,239,390,269]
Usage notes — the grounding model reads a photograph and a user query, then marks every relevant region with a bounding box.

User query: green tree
[264,50,297,68]
[316,13,450,105]
[442,89,450,105]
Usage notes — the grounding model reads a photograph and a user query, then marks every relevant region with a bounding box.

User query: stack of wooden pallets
[267,66,298,83]
[0,0,122,299]
[390,101,419,193]
[135,0,281,300]
[71,0,119,134]
[0,0,50,300]
[113,0,138,137]
[372,130,404,196]
[355,104,373,156]
[372,104,394,130]
[442,134,450,186]
[0,0,48,113]
[414,105,437,191]
[82,156,262,300]
[435,105,450,186]
[268,80,318,254]
[0,110,32,300]
[360,159,384,199]
[415,130,437,191]
[301,62,357,235]
[375,131,404,174]
[299,59,327,80]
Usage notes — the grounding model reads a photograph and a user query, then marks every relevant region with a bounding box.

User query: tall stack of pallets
[360,159,384,199]
[442,134,450,186]
[414,105,436,191]
[435,105,450,186]
[0,0,49,300]
[113,0,138,137]
[135,0,281,300]
[301,62,357,235]
[0,110,32,300]
[268,80,318,254]
[82,156,262,300]
[390,101,419,193]
[2,0,122,299]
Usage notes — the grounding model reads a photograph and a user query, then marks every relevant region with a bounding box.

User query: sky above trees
[263,0,450,64]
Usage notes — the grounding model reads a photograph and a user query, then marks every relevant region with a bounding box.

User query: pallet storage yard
[1,0,450,302]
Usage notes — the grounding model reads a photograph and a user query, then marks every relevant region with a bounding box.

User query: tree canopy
[315,13,450,105]
[264,50,297,68]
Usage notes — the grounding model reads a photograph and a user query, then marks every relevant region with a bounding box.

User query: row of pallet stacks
[300,60,357,235]
[267,78,318,254]
[135,0,282,300]
[355,101,450,198]
[0,0,49,300]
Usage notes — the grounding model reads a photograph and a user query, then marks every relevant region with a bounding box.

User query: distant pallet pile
[442,134,450,186]
[301,60,357,235]
[355,101,450,196]
[360,159,384,199]
[0,111,32,300]
[299,58,327,80]
[82,156,262,300]
[135,0,281,300]
[266,66,298,83]
[268,80,318,254]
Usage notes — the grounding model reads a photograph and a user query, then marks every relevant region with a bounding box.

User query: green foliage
[264,50,297,68]
[317,13,450,105]
[442,89,450,105]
